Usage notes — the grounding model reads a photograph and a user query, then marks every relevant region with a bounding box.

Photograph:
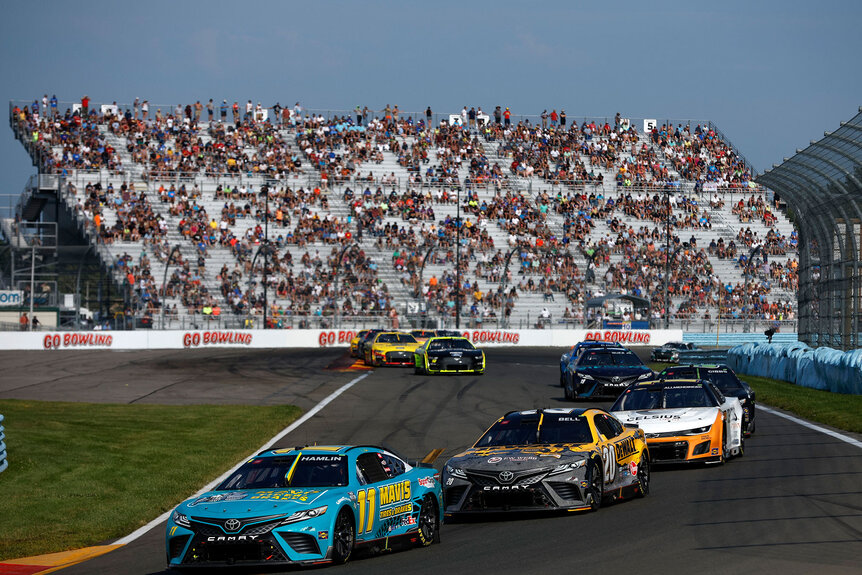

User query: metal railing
[0,414,7,474]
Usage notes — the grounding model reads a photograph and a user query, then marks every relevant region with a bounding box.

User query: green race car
[413,336,485,375]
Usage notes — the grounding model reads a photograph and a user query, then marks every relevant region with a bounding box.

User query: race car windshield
[578,351,642,367]
[429,338,474,351]
[703,371,747,392]
[377,333,417,344]
[216,455,349,490]
[538,416,593,444]
[613,386,717,410]
[474,418,539,446]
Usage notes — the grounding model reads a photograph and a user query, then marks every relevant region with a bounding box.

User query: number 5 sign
[643,119,657,133]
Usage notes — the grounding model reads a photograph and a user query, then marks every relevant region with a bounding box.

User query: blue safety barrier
[0,414,6,474]
[727,343,862,394]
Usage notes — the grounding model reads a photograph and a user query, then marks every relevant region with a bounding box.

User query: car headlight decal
[172,510,191,528]
[280,505,328,525]
[550,460,586,475]
[445,465,467,479]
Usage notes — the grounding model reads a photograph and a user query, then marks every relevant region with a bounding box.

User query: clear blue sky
[2,0,859,211]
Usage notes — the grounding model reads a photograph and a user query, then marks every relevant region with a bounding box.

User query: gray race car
[441,408,650,517]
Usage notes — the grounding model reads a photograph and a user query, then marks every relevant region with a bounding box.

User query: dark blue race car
[563,347,653,400]
[559,341,624,387]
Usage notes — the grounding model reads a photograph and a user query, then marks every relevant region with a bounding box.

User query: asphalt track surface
[2,347,861,574]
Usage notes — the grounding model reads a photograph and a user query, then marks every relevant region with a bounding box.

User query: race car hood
[573,365,651,377]
[614,407,719,433]
[447,445,590,473]
[178,488,330,517]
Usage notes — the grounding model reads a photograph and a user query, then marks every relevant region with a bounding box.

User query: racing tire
[586,459,603,511]
[417,494,440,546]
[414,364,425,375]
[719,423,728,464]
[747,417,756,436]
[564,380,574,401]
[635,453,650,498]
[332,508,355,564]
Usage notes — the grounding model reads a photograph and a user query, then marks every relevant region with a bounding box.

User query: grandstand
[3,98,798,333]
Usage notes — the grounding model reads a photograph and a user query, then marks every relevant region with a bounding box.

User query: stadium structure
[2,98,814,343]
[758,107,862,350]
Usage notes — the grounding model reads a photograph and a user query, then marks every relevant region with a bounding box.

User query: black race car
[435,329,464,338]
[650,342,697,363]
[659,364,756,436]
[563,347,653,400]
[414,336,485,375]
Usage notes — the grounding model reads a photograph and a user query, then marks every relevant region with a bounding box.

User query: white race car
[610,378,743,464]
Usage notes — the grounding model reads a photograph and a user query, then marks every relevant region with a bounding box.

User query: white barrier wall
[0,329,683,351]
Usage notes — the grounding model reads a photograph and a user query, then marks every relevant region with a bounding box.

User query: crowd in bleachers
[10,96,799,326]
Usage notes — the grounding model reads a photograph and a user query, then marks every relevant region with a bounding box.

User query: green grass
[0,400,300,561]
[737,374,862,434]
[648,361,862,434]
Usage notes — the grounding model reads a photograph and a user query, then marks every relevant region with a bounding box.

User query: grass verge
[648,361,862,434]
[737,374,862,434]
[0,400,300,561]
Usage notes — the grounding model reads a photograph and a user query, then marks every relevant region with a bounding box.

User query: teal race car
[165,445,442,569]
[413,336,485,375]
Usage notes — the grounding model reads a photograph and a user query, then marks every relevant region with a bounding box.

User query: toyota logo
[499,470,514,483]
[612,376,621,383]
[224,518,241,532]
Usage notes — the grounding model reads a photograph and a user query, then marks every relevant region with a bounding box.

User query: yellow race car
[364,332,422,367]
[442,408,649,515]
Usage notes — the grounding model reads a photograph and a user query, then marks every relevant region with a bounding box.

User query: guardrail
[0,414,7,474]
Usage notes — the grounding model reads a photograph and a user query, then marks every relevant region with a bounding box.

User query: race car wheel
[332,508,355,564]
[417,494,440,546]
[586,459,603,511]
[635,453,650,497]
[747,418,756,436]
[564,380,574,401]
[414,364,425,375]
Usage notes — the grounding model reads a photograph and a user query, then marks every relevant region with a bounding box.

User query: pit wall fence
[728,343,862,395]
[0,328,683,351]
[0,414,6,474]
